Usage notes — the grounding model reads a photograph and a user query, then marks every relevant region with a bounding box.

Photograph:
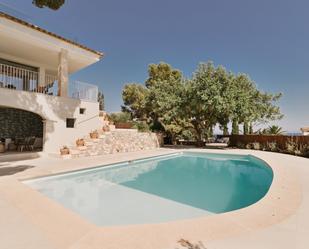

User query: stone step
[77,146,87,151]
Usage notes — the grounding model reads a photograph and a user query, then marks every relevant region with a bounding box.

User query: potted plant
[90,130,99,139]
[76,138,85,147]
[102,125,110,132]
[60,146,70,155]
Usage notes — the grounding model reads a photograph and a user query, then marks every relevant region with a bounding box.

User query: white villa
[301,127,309,136]
[0,11,104,153]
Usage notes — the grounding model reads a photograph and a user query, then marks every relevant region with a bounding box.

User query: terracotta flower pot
[76,139,85,147]
[102,125,110,132]
[60,147,70,155]
[90,131,99,139]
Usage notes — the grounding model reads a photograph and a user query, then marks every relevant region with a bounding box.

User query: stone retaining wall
[69,129,161,157]
[101,130,160,153]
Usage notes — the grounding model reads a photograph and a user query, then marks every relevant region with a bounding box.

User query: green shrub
[301,144,309,157]
[149,120,165,132]
[233,137,309,158]
[266,142,278,152]
[284,140,309,157]
[252,142,261,150]
[285,139,297,155]
[295,143,309,157]
[133,121,150,132]
[181,129,195,141]
[109,112,132,123]
[245,142,261,150]
[236,142,245,149]
[245,143,253,149]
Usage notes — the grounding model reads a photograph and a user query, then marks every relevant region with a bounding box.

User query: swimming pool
[25,152,273,226]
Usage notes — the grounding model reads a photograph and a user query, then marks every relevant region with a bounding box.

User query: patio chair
[26,137,36,151]
[206,137,216,143]
[205,137,230,149]
[216,137,230,144]
[16,138,27,152]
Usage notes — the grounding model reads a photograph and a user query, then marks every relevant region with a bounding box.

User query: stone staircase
[65,129,160,158]
[60,111,160,158]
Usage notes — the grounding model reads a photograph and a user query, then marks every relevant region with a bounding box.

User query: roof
[0,11,103,58]
[300,127,309,132]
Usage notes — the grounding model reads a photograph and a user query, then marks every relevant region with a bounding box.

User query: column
[58,49,69,97]
[39,66,46,86]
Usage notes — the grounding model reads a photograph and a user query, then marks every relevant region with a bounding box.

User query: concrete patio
[0,148,308,249]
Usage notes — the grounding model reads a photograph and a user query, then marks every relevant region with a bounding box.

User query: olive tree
[183,62,225,144]
[121,60,283,145]
[122,83,148,119]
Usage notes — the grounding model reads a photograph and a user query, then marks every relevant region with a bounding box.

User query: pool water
[25,152,273,226]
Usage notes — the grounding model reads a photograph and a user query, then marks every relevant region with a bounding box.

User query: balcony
[0,63,98,102]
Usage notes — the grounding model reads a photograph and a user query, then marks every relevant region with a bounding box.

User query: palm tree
[263,125,285,135]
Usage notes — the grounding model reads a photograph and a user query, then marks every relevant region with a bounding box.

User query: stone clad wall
[0,108,43,139]
[101,130,160,154]
[69,129,161,157]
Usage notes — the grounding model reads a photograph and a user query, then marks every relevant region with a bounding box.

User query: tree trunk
[232,118,239,135]
[222,123,229,135]
[243,121,249,135]
[193,122,204,147]
[208,126,214,138]
[249,123,253,134]
[195,133,204,147]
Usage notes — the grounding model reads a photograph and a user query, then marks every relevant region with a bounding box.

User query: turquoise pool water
[25,152,273,226]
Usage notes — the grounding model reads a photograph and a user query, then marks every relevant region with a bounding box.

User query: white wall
[0,88,101,153]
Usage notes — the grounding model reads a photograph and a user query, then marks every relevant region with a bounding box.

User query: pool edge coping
[0,148,304,249]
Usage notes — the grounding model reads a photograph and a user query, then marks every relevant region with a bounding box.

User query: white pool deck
[0,148,308,249]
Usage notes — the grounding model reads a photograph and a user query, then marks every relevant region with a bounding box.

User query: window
[66,118,76,128]
[80,108,86,114]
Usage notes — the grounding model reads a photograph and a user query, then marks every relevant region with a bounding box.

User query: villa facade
[301,127,309,136]
[0,12,103,153]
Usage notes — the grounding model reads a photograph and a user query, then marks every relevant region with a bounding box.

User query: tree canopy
[33,0,65,10]
[122,61,283,144]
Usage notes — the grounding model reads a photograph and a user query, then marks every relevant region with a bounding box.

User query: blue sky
[1,0,308,132]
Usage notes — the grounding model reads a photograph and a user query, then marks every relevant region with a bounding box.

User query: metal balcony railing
[0,63,39,91]
[0,63,98,102]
